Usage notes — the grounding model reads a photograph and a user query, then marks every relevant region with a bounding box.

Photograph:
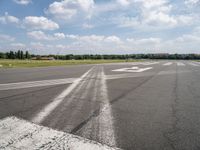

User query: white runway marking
[0,78,77,91]
[163,62,173,66]
[195,61,200,64]
[132,62,159,66]
[142,62,159,65]
[31,67,94,124]
[78,68,117,147]
[188,62,199,66]
[106,70,190,80]
[177,62,185,66]
[48,69,98,129]
[0,116,120,150]
[112,66,152,73]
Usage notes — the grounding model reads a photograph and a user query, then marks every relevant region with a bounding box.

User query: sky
[0,0,200,54]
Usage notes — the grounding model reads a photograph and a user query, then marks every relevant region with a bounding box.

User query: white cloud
[30,42,45,51]
[117,0,130,6]
[175,27,200,43]
[137,0,177,27]
[79,34,105,42]
[127,37,161,45]
[30,42,44,48]
[105,36,122,43]
[55,44,66,49]
[25,35,164,54]
[54,33,66,39]
[135,0,168,9]
[177,15,194,25]
[82,23,94,29]
[0,34,15,42]
[0,12,19,24]
[46,0,94,21]
[185,0,199,5]
[176,35,200,42]
[27,31,50,40]
[10,43,26,48]
[13,0,32,5]
[66,34,122,44]
[24,32,200,54]
[66,34,104,42]
[114,0,196,29]
[23,16,59,30]
[110,0,178,29]
[66,34,78,39]
[27,31,65,41]
[143,11,177,27]
[116,16,139,28]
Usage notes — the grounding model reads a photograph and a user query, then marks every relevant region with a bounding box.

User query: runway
[1,60,200,150]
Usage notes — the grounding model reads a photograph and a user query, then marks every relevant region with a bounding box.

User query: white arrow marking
[112,66,152,73]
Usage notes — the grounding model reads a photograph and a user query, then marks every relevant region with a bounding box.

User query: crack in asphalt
[0,128,39,149]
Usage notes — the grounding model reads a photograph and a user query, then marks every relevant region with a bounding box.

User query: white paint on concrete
[142,62,159,65]
[0,116,120,150]
[97,69,116,146]
[106,72,153,80]
[177,62,185,66]
[0,78,77,91]
[48,68,97,129]
[131,62,159,66]
[188,62,199,66]
[163,62,173,66]
[78,67,117,147]
[106,70,190,80]
[112,66,152,73]
[31,67,94,123]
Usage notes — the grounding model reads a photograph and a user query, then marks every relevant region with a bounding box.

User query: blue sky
[0,0,200,54]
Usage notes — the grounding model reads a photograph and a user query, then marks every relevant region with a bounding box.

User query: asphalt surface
[0,60,200,150]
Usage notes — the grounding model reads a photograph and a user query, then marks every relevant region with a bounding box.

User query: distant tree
[17,50,21,59]
[0,52,6,59]
[9,51,15,59]
[25,51,31,59]
[20,51,24,59]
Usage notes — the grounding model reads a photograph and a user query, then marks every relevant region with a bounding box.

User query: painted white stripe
[112,67,152,73]
[48,68,97,129]
[177,62,185,66]
[131,62,145,65]
[188,62,199,66]
[97,69,116,146]
[0,116,120,150]
[163,62,173,66]
[195,61,200,64]
[143,62,159,65]
[31,67,94,123]
[0,78,77,91]
[106,70,190,80]
[132,62,159,66]
[78,68,116,147]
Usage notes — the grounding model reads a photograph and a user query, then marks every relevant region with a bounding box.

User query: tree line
[1,50,200,60]
[0,50,31,59]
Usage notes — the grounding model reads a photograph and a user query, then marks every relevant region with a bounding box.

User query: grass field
[0,59,141,68]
